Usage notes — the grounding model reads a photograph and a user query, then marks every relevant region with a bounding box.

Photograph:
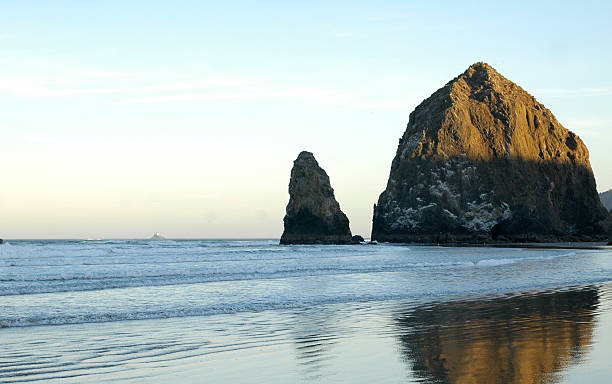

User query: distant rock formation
[600,190,612,240]
[372,62,608,243]
[150,232,165,240]
[600,190,612,211]
[280,151,352,244]
[602,212,612,239]
[351,235,365,243]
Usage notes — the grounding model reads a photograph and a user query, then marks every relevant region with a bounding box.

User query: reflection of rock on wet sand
[396,288,599,384]
[291,309,338,381]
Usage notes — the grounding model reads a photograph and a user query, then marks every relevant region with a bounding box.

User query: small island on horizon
[150,232,166,240]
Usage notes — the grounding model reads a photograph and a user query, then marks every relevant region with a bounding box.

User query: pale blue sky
[1,1,611,238]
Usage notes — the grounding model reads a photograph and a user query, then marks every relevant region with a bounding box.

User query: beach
[2,1,612,382]
[1,240,612,383]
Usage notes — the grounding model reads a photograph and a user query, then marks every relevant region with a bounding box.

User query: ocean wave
[474,252,576,267]
[1,240,608,329]
[1,278,610,329]
[0,249,582,296]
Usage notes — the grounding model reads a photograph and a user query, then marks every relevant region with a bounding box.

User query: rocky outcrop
[600,190,612,211]
[280,151,352,244]
[372,62,608,243]
[351,235,365,243]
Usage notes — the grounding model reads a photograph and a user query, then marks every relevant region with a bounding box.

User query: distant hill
[600,190,612,211]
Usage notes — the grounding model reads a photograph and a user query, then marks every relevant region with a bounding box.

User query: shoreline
[394,241,612,250]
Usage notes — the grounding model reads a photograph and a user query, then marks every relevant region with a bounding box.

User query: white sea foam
[0,240,609,328]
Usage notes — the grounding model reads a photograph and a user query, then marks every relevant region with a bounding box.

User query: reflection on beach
[396,287,599,384]
[291,308,339,381]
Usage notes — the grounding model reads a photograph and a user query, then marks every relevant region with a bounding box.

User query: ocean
[1,239,612,383]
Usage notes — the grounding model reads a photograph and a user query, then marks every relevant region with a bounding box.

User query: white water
[0,239,610,328]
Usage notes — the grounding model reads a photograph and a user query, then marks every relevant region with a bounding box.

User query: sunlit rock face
[396,288,598,384]
[280,151,352,244]
[372,63,608,243]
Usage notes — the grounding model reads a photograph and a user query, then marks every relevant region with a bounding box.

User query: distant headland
[601,190,612,212]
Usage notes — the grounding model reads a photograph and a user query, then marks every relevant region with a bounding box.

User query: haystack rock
[280,151,352,244]
[372,62,608,243]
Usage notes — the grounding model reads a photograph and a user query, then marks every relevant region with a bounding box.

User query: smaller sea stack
[280,151,352,244]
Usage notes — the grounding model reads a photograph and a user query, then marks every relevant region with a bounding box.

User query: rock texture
[600,190,612,211]
[372,62,608,243]
[280,151,352,244]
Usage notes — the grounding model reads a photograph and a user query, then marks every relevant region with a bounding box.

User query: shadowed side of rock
[373,158,606,243]
[602,211,612,242]
[280,152,352,245]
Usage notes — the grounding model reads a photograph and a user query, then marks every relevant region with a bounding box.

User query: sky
[1,1,611,239]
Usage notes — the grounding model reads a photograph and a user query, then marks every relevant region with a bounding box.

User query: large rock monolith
[372,62,608,243]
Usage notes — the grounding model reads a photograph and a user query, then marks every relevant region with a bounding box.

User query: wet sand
[2,283,612,383]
